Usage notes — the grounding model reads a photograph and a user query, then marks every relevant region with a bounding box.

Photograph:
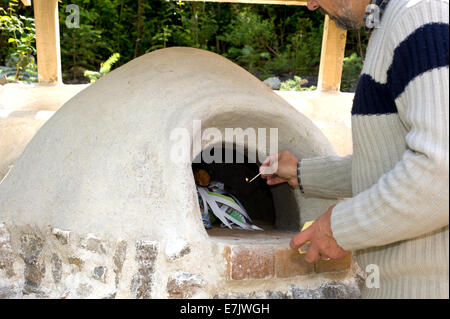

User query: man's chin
[319,8,362,30]
[329,16,362,30]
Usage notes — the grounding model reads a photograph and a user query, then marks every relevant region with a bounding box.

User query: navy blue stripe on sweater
[352,23,449,116]
[352,75,397,115]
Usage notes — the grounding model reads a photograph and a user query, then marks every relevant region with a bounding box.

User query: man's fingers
[260,173,272,179]
[266,176,285,185]
[290,227,313,250]
[260,153,280,175]
[260,164,274,178]
[305,243,320,263]
[261,153,276,168]
[260,164,277,176]
[261,156,272,167]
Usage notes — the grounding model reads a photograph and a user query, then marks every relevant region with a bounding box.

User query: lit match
[246,172,261,183]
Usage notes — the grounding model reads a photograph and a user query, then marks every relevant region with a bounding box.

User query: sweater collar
[364,0,391,30]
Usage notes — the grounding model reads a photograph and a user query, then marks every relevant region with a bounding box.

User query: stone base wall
[0,222,364,299]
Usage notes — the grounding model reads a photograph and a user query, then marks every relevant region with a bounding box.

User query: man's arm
[260,151,353,200]
[298,155,353,199]
[330,3,449,251]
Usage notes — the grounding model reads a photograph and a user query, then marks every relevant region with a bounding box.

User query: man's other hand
[290,205,350,263]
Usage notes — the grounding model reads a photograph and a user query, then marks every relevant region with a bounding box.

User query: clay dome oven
[0,48,356,299]
[0,47,336,241]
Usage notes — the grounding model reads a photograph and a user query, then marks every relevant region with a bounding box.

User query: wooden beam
[317,15,347,92]
[33,0,62,85]
[183,0,307,5]
[21,0,32,6]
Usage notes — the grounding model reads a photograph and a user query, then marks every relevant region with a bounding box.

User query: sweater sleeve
[298,155,353,199]
[330,3,449,251]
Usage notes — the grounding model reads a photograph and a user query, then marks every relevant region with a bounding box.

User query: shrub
[0,0,37,82]
[84,53,120,83]
[341,53,363,92]
[280,76,316,92]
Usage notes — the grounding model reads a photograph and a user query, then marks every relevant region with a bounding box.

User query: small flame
[245,177,249,183]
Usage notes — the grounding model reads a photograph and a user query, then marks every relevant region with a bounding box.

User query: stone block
[167,271,204,298]
[19,233,43,264]
[321,281,361,299]
[0,223,14,277]
[82,234,106,254]
[165,238,191,261]
[289,281,361,299]
[214,291,287,299]
[289,286,325,299]
[263,77,281,90]
[130,240,159,299]
[51,253,62,283]
[19,233,45,294]
[113,239,127,287]
[93,266,107,282]
[51,228,70,245]
[68,256,84,270]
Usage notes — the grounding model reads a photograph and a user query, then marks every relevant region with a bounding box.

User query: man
[261,0,449,298]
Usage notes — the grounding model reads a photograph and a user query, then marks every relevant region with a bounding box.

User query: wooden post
[34,0,62,85]
[317,15,347,92]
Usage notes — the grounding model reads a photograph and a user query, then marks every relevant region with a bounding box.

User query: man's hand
[290,205,350,263]
[260,150,299,187]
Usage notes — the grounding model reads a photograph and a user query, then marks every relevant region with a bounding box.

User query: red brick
[314,253,352,273]
[229,245,274,280]
[274,249,314,278]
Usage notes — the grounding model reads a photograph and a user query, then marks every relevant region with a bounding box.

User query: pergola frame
[22,0,347,92]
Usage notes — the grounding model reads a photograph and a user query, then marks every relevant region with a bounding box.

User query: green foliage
[341,53,363,92]
[218,7,274,74]
[0,0,37,82]
[280,76,316,92]
[84,53,120,83]
[170,1,219,50]
[218,7,324,79]
[0,0,368,89]
[55,1,332,83]
[0,57,37,83]
[263,17,323,78]
[59,1,109,83]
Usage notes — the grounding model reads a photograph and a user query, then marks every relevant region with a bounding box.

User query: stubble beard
[319,7,362,30]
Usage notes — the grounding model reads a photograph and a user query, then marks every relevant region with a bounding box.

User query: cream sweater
[298,0,449,298]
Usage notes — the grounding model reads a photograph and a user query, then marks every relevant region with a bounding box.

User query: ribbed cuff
[330,200,359,251]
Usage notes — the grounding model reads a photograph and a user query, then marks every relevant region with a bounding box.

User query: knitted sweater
[298,0,449,299]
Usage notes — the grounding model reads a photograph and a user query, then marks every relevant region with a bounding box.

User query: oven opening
[192,144,301,242]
